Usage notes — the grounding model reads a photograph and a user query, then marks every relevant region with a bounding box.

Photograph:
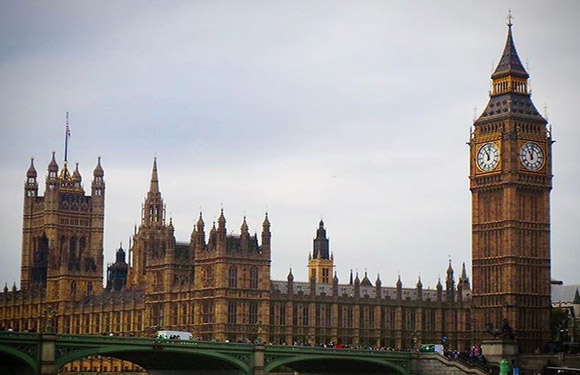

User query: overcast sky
[0,1,578,290]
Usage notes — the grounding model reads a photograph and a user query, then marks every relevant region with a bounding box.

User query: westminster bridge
[0,331,488,375]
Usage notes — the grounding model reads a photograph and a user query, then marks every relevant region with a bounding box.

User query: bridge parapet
[0,332,420,375]
[263,345,412,375]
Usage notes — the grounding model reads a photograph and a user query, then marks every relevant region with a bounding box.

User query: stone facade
[0,156,471,352]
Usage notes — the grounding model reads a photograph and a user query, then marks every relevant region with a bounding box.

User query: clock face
[520,142,545,171]
[477,143,500,172]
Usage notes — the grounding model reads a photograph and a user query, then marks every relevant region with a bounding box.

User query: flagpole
[64,112,69,163]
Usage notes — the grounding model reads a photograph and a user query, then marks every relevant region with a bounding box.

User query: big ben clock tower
[470,19,552,352]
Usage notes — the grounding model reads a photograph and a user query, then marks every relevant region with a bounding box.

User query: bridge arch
[265,354,408,375]
[56,345,252,375]
[0,343,38,375]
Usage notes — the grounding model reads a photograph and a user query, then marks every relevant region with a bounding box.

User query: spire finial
[507,8,513,28]
[149,158,159,193]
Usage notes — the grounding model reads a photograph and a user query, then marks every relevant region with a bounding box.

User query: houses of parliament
[0,21,553,358]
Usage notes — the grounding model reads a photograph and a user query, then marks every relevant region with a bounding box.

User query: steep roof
[492,23,529,79]
[551,284,580,304]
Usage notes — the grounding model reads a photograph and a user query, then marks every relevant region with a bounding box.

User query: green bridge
[0,331,416,375]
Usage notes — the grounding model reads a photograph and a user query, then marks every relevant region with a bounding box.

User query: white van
[156,330,193,340]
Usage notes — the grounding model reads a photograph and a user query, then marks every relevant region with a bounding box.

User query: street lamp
[42,307,58,334]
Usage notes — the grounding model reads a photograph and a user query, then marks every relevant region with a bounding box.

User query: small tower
[128,158,179,290]
[375,274,382,299]
[261,212,271,255]
[24,158,38,198]
[307,220,334,284]
[106,245,129,292]
[396,275,403,300]
[416,276,423,301]
[458,262,471,290]
[446,260,455,302]
[287,268,294,296]
[21,144,105,304]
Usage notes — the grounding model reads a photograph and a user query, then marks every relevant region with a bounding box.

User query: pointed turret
[313,220,330,260]
[476,19,544,123]
[207,221,217,251]
[459,262,471,290]
[492,19,528,79]
[142,158,163,225]
[149,157,159,193]
[72,162,82,181]
[27,157,37,179]
[354,271,360,298]
[361,271,372,287]
[396,275,403,300]
[218,208,226,229]
[192,212,206,252]
[287,268,294,296]
[416,276,423,301]
[446,260,455,302]
[333,271,339,297]
[25,157,38,198]
[93,156,104,178]
[46,151,59,189]
[308,218,333,283]
[349,269,354,285]
[261,212,271,254]
[375,274,382,299]
[91,157,105,197]
[71,162,82,189]
[48,151,59,174]
[194,212,203,230]
[240,216,249,252]
[241,216,249,233]
[436,278,443,302]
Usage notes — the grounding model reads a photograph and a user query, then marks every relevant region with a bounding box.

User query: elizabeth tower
[470,20,552,352]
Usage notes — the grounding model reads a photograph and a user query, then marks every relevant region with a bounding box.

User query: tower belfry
[469,19,552,352]
[307,220,334,284]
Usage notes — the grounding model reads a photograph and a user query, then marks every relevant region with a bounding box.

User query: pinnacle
[149,158,159,193]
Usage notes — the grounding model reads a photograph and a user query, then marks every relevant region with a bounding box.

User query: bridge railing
[265,344,412,358]
[55,333,259,350]
[0,331,40,340]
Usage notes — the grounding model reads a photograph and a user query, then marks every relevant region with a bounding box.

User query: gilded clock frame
[475,141,501,173]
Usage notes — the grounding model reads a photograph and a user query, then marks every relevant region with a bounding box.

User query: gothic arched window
[69,237,77,259]
[229,266,238,288]
[250,268,258,289]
